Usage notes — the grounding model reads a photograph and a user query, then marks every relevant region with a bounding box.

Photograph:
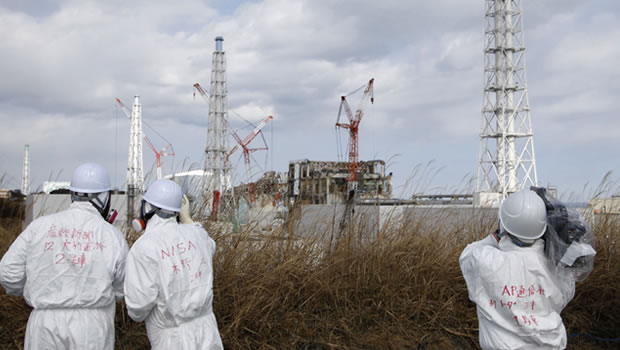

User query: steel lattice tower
[476,0,538,203]
[22,144,29,195]
[204,36,233,218]
[127,96,144,220]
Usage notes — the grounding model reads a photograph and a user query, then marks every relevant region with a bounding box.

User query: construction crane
[335,78,374,193]
[226,115,273,201]
[144,136,175,179]
[193,83,208,103]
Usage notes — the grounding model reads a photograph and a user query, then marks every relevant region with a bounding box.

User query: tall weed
[0,202,618,349]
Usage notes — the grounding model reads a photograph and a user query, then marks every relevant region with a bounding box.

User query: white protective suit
[0,201,129,350]
[460,234,576,350]
[124,215,223,350]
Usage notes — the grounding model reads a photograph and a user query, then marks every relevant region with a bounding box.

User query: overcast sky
[0,0,618,199]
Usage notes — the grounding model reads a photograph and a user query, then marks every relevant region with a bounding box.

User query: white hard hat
[69,163,112,193]
[144,179,182,212]
[499,189,547,241]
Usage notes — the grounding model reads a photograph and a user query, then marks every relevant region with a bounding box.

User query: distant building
[287,159,392,205]
[589,196,620,214]
[42,181,71,194]
[234,171,288,206]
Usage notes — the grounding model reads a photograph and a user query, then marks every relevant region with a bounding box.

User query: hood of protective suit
[124,215,223,350]
[0,201,129,350]
[459,235,576,350]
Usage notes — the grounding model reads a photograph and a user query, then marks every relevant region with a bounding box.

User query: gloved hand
[179,194,194,224]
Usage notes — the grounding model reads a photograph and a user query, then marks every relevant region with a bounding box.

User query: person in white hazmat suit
[124,179,223,349]
[460,190,577,350]
[0,162,129,350]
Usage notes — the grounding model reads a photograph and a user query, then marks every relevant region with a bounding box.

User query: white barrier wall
[292,204,498,239]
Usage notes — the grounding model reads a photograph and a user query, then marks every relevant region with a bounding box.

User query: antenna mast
[476,0,537,205]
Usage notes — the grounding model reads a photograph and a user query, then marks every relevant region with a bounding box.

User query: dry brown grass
[1,209,619,349]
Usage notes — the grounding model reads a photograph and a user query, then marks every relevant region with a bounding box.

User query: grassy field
[0,207,618,349]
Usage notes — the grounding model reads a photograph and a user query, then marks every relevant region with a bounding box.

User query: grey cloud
[0,0,60,18]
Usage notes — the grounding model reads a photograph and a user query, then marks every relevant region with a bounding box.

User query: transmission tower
[204,36,233,220]
[116,96,144,221]
[476,0,538,205]
[22,144,29,195]
[128,96,144,194]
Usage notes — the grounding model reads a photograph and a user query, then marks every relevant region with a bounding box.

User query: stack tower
[204,36,233,218]
[127,96,144,218]
[22,144,29,195]
[476,0,538,206]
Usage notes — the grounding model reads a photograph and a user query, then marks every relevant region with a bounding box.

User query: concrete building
[234,171,287,205]
[287,159,392,205]
[0,189,11,199]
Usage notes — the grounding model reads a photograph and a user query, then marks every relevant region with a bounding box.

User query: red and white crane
[193,83,208,103]
[144,136,175,180]
[335,78,374,192]
[226,115,273,201]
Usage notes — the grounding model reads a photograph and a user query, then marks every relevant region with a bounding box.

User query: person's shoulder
[461,235,502,264]
[132,226,172,249]
[127,237,163,269]
[180,223,215,245]
[35,208,72,223]
[104,221,123,235]
[27,214,50,227]
[471,242,502,262]
[23,210,63,232]
[131,232,154,250]
[463,235,497,250]
[127,234,159,261]
[179,222,208,235]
